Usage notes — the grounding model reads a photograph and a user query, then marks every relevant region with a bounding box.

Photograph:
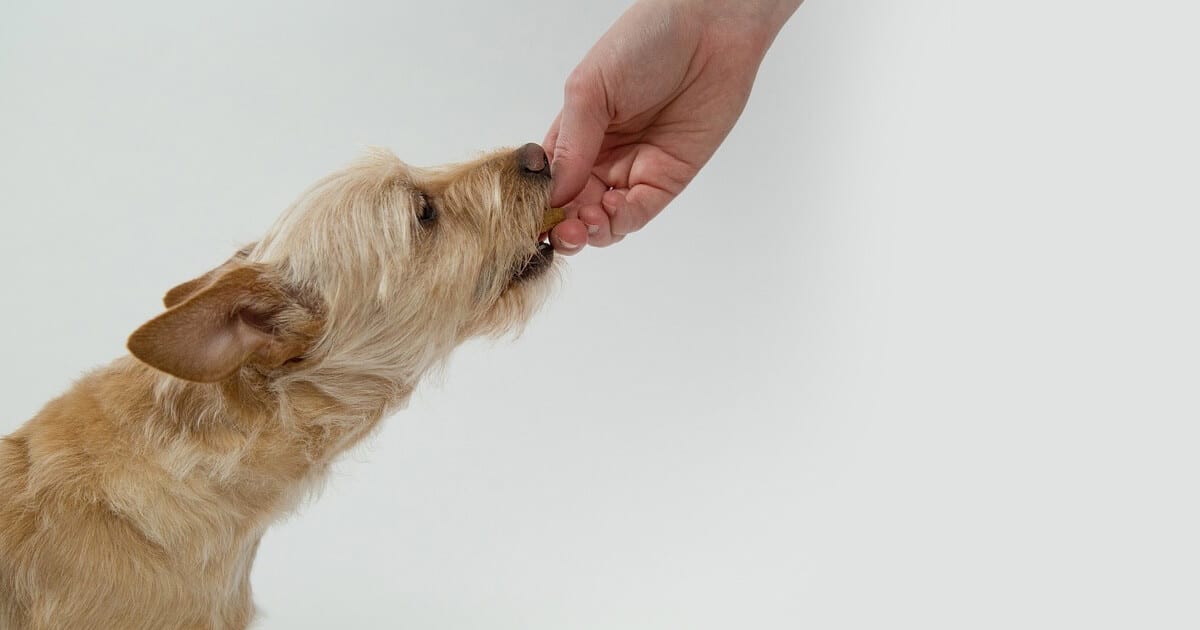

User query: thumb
[547,71,610,207]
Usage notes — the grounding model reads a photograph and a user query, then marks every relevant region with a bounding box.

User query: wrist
[687,0,801,55]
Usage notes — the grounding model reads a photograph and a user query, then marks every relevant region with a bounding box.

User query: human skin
[545,0,802,252]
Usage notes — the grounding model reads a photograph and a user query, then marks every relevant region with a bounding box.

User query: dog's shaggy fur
[0,145,558,629]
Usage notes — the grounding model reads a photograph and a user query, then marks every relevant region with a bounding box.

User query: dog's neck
[96,356,410,554]
[161,360,408,465]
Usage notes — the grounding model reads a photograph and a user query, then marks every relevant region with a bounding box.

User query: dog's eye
[418,194,438,225]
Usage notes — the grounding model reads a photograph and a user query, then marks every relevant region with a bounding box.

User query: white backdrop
[2,1,1198,628]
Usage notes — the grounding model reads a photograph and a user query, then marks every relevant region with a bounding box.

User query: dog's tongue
[540,207,566,233]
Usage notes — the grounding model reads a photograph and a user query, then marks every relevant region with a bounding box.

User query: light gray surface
[1,1,1197,628]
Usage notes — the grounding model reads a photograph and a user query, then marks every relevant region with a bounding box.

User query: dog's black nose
[517,142,549,177]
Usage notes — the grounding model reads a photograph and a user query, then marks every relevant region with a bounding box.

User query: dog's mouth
[513,240,554,282]
[512,207,565,283]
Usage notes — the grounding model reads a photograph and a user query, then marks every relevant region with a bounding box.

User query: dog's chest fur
[0,357,387,629]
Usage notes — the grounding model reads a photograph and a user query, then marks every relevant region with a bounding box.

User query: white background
[2,1,1198,628]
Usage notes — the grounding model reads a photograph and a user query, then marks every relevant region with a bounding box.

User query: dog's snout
[517,142,549,177]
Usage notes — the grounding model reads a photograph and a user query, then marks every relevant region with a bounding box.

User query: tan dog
[0,143,560,629]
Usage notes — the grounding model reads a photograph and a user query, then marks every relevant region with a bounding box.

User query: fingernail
[585,223,600,235]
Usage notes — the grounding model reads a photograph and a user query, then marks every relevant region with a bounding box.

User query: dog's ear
[162,271,219,309]
[129,264,322,383]
[163,244,257,308]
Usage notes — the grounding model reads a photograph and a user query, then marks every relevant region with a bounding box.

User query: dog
[0,143,560,629]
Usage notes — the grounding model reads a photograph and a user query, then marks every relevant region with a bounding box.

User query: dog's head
[128,144,558,387]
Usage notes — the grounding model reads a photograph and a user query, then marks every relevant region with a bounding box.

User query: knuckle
[592,234,623,248]
[563,69,596,102]
[610,212,645,237]
[579,207,607,225]
[551,143,578,162]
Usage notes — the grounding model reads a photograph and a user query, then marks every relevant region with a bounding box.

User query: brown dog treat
[541,207,565,233]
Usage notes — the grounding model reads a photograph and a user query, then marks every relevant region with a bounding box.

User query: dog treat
[541,207,566,233]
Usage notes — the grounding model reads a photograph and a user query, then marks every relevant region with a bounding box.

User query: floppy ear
[129,264,322,383]
[163,244,257,308]
[162,271,219,309]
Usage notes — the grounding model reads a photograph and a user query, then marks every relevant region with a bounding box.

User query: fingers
[552,198,625,249]
[550,218,588,255]
[608,185,673,237]
[552,184,671,252]
[550,203,627,251]
[547,69,611,208]
[549,175,605,252]
[541,111,562,164]
[578,203,623,247]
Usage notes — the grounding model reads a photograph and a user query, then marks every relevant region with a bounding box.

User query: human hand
[545,0,800,253]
